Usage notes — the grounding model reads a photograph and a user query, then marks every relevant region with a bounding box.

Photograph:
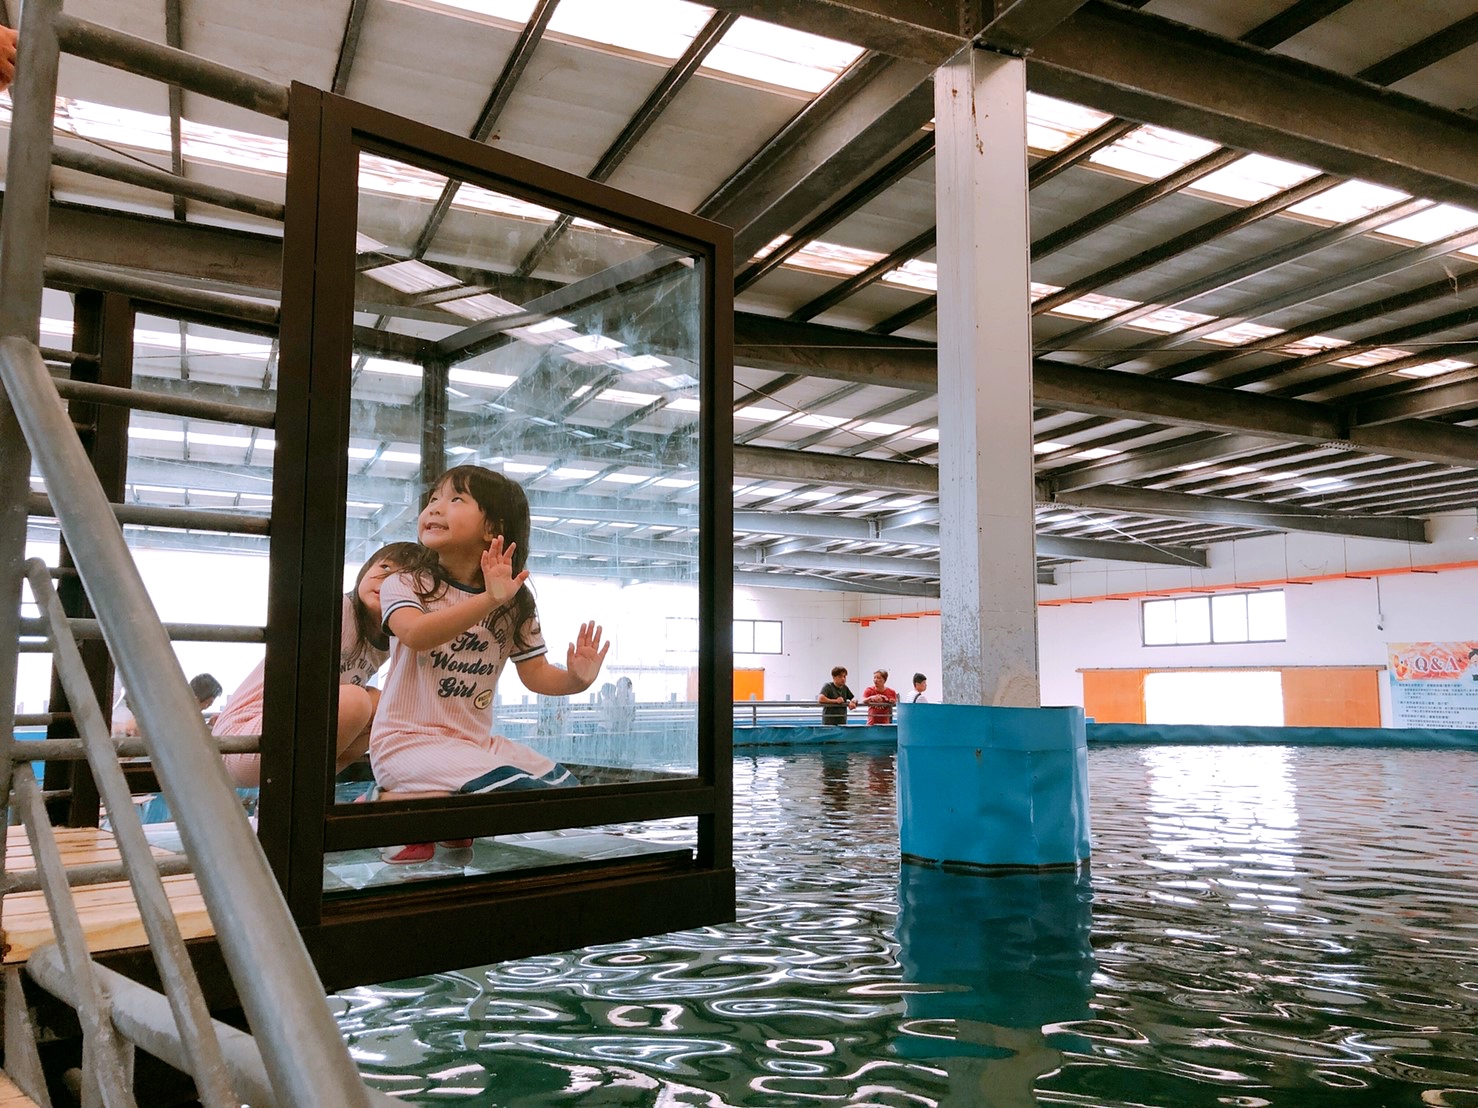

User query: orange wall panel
[733,668,765,702]
[1082,669,1147,724]
[1282,667,1380,727]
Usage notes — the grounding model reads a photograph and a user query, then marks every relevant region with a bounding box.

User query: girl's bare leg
[336,686,378,772]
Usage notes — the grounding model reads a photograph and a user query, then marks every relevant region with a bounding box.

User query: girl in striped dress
[213,541,422,788]
[369,465,609,863]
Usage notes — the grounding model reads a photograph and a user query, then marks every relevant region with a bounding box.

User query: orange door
[733,668,765,702]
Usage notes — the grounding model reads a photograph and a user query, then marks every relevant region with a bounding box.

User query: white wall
[1038,510,1478,723]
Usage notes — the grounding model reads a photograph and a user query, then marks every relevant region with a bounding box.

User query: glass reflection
[337,148,703,816]
[895,864,1096,1105]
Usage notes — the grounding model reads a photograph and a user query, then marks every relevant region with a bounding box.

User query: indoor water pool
[335,744,1478,1106]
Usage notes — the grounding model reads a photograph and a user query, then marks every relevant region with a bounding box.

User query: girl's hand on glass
[481,537,529,607]
[566,621,610,686]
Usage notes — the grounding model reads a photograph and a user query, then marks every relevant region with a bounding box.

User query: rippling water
[336,745,1478,1106]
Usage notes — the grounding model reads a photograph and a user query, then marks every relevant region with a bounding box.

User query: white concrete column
[935,47,1041,707]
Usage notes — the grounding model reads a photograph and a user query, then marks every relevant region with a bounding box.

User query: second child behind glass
[369,465,609,861]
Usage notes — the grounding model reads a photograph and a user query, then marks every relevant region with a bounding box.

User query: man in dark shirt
[818,666,856,725]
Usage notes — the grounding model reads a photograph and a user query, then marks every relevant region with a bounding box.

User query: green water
[335,744,1478,1105]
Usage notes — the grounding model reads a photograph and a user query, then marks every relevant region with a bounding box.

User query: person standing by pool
[818,666,856,726]
[910,673,928,703]
[862,669,898,724]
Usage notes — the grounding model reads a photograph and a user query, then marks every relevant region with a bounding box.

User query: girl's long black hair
[414,465,538,652]
[345,541,423,670]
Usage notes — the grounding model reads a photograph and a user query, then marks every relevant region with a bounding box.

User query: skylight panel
[601,473,647,483]
[502,462,545,474]
[364,261,461,294]
[667,397,702,412]
[1189,154,1319,204]
[708,17,865,93]
[883,260,938,293]
[1286,180,1413,223]
[1088,125,1219,181]
[448,367,517,389]
[657,477,698,489]
[1033,441,1069,454]
[911,428,940,442]
[1073,447,1122,460]
[594,388,656,406]
[1396,358,1471,379]
[552,467,599,479]
[786,240,884,279]
[791,414,849,430]
[736,405,789,422]
[1202,321,1285,346]
[1024,92,1112,153]
[857,421,907,435]
[402,1,861,93]
[131,328,273,360]
[360,358,422,378]
[615,354,670,372]
[560,334,625,353]
[439,293,524,320]
[1375,203,1478,245]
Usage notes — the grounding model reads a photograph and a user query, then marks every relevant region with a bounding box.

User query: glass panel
[334,145,705,864]
[1142,598,1176,645]
[1173,596,1211,644]
[1247,590,1287,641]
[1210,593,1249,643]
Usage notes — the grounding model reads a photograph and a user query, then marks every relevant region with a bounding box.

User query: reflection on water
[337,746,1478,1105]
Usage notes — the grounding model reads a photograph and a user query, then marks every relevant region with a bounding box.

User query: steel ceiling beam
[330,0,370,95]
[1052,484,1428,542]
[515,10,737,279]
[736,131,934,292]
[1240,0,1358,49]
[978,0,1095,56]
[697,52,936,263]
[699,0,971,65]
[1356,13,1478,86]
[1027,2,1478,207]
[735,569,956,596]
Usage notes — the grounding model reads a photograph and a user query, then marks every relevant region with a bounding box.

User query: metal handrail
[0,335,381,1105]
[25,559,238,1106]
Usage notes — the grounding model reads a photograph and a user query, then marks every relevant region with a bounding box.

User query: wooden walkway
[0,1071,40,1107]
[1,826,213,964]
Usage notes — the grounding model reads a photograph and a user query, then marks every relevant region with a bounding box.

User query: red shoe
[438,838,473,849]
[380,842,434,864]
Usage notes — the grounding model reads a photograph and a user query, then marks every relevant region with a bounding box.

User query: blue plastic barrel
[896,703,1089,870]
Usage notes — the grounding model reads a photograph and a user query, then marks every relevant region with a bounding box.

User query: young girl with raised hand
[370,465,609,862]
[213,541,422,788]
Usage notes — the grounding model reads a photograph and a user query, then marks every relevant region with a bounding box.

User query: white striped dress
[368,572,576,793]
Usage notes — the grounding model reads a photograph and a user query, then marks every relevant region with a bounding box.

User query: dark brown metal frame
[266,84,734,977]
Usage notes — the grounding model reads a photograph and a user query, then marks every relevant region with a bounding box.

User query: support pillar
[934,46,1040,709]
[896,48,1089,871]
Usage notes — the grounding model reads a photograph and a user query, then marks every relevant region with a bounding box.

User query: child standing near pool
[213,541,422,788]
[370,465,608,861]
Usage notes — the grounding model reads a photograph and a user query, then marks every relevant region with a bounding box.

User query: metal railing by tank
[0,0,392,1101]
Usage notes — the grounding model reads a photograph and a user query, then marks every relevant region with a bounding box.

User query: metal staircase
[0,0,397,1103]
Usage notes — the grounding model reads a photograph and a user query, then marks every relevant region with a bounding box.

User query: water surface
[336,745,1478,1106]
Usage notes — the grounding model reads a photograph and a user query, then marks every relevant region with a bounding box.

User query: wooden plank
[5,824,175,870]
[2,825,210,965]
[0,1069,42,1106]
[3,874,212,964]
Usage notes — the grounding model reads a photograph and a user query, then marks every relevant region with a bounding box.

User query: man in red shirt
[862,669,898,725]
